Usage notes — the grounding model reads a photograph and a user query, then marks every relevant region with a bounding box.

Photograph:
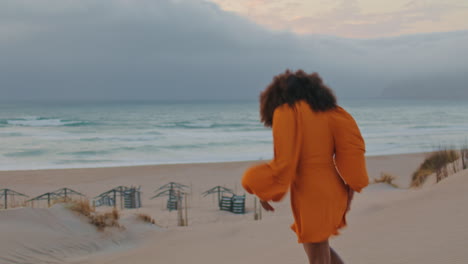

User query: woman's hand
[260,200,275,212]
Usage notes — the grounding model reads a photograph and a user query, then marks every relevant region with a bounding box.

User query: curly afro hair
[259,69,337,127]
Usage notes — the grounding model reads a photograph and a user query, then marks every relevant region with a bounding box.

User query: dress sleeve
[332,107,369,193]
[241,104,302,202]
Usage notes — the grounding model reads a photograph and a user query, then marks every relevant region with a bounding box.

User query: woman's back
[297,100,335,166]
[295,100,368,193]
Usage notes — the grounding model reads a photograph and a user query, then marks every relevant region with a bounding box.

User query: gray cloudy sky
[1,0,467,101]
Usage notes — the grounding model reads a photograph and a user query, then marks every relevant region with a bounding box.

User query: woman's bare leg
[330,247,345,264]
[303,240,330,264]
[303,240,345,264]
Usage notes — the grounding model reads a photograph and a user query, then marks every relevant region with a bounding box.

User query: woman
[242,70,369,264]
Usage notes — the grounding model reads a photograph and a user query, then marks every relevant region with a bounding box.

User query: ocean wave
[155,121,258,129]
[114,145,161,152]
[143,131,164,135]
[2,117,93,127]
[79,137,103,142]
[0,132,23,137]
[4,149,48,157]
[79,135,161,142]
[408,125,448,129]
[54,159,115,165]
[63,121,94,127]
[60,150,112,156]
[159,140,270,150]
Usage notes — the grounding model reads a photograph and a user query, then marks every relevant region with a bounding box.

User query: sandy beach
[1,152,468,264]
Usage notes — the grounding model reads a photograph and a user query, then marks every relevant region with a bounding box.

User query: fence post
[120,188,124,210]
[254,197,258,220]
[177,191,183,226]
[184,194,188,226]
[113,190,117,209]
[259,200,262,220]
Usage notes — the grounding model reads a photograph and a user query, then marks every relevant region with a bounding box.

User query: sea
[1,99,467,171]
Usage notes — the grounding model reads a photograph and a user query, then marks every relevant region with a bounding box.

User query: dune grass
[69,199,95,216]
[68,200,121,231]
[89,208,121,231]
[411,149,459,188]
[137,213,156,225]
[374,173,398,188]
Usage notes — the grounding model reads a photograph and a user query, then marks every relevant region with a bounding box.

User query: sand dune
[1,153,467,263]
[337,168,468,264]
[0,205,161,264]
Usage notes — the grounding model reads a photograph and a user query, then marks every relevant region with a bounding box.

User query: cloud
[212,0,468,38]
[1,0,297,100]
[0,0,467,101]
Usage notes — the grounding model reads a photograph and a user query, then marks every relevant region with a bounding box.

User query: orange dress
[242,100,369,243]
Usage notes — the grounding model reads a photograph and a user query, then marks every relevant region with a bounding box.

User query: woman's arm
[242,104,302,202]
[332,107,369,193]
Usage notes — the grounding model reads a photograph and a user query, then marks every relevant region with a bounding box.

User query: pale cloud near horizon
[209,0,468,38]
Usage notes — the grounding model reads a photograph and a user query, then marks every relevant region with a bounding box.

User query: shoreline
[0,152,428,195]
[0,151,430,173]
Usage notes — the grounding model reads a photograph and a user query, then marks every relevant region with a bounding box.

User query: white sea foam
[5,117,87,127]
